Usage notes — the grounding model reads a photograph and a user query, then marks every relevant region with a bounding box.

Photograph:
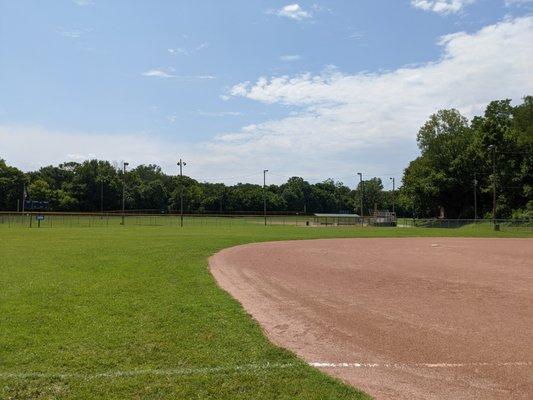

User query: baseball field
[1,223,531,399]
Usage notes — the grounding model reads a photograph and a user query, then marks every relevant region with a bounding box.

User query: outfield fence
[0,212,531,231]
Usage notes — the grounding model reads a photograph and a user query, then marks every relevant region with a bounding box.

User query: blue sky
[1,0,532,188]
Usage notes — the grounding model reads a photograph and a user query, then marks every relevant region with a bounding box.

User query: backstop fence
[0,212,531,231]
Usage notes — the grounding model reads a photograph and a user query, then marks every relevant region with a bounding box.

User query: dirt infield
[210,238,533,400]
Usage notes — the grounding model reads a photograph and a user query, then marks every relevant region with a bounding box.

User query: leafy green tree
[354,178,385,215]
[0,159,26,210]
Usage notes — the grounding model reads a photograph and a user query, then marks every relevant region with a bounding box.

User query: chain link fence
[0,212,531,232]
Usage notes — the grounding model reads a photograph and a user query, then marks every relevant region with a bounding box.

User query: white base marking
[310,361,532,369]
[1,361,530,380]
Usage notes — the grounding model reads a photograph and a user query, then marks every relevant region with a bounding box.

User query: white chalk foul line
[0,363,296,380]
[310,361,532,369]
[2,361,530,380]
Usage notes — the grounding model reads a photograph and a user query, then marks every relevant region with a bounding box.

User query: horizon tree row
[0,158,397,215]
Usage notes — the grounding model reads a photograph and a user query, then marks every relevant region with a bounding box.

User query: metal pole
[122,162,128,225]
[22,183,26,213]
[357,172,363,226]
[100,180,104,215]
[263,169,268,226]
[390,177,395,214]
[178,159,186,227]
[412,198,415,223]
[492,146,496,224]
[473,172,477,220]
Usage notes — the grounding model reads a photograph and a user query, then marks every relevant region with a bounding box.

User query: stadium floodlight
[122,162,129,225]
[177,159,187,227]
[488,145,496,225]
[473,172,478,220]
[263,169,268,226]
[357,172,363,224]
[390,177,395,214]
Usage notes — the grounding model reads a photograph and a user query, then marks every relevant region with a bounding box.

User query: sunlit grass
[0,224,530,399]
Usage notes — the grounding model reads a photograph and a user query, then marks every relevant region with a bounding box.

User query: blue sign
[36,215,45,221]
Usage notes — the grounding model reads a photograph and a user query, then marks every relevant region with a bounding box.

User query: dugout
[314,213,360,226]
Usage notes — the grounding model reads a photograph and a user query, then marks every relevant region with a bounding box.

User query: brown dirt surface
[209,238,533,400]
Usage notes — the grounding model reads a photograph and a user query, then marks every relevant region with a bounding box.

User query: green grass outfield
[1,225,531,399]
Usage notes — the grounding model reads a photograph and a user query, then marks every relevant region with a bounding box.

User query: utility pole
[178,159,187,227]
[412,196,415,223]
[491,146,496,225]
[357,172,363,226]
[473,172,477,220]
[100,180,104,215]
[390,177,395,214]
[22,183,26,213]
[121,162,129,225]
[263,169,268,226]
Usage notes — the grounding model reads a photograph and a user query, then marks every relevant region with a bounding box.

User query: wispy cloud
[55,28,87,39]
[270,4,312,20]
[73,0,95,6]
[142,68,216,81]
[504,0,533,5]
[167,42,209,58]
[280,54,302,61]
[348,31,364,40]
[142,68,175,78]
[167,48,188,56]
[195,42,210,51]
[411,0,475,15]
[193,110,244,117]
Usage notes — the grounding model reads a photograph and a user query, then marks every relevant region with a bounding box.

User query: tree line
[0,158,395,216]
[1,96,531,218]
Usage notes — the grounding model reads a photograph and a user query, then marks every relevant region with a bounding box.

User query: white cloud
[273,4,312,20]
[56,28,86,39]
[142,68,215,81]
[280,54,302,61]
[214,17,533,181]
[505,0,533,5]
[73,0,95,5]
[411,0,475,14]
[168,48,188,56]
[168,42,209,56]
[0,126,182,173]
[348,31,364,40]
[195,42,210,51]
[142,68,175,78]
[193,110,244,117]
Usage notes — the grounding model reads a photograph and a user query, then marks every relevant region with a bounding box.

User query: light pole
[357,172,363,226]
[263,169,268,226]
[100,179,104,215]
[390,177,395,214]
[22,183,26,213]
[473,172,477,220]
[489,145,496,226]
[121,162,129,225]
[177,159,187,227]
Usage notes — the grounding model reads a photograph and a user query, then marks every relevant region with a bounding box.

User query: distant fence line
[0,212,531,231]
